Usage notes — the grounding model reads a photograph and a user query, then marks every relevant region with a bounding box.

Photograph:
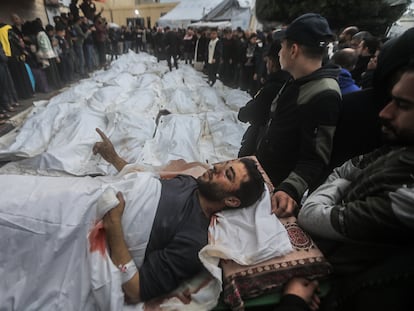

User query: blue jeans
[84,44,95,72]
[124,41,131,53]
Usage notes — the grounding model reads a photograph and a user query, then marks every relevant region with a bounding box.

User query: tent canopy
[157,0,252,30]
[157,0,223,29]
[188,21,232,29]
[202,0,249,21]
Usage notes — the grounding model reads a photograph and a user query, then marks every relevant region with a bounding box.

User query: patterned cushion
[221,217,332,311]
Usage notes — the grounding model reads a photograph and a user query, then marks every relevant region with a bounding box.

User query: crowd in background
[0,3,384,125]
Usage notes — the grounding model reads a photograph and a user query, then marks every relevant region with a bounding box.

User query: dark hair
[373,28,414,109]
[352,31,372,43]
[362,36,380,55]
[232,158,265,208]
[55,23,66,32]
[285,39,326,59]
[31,19,44,34]
[45,24,54,32]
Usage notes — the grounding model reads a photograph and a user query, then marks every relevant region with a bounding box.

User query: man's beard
[381,120,414,145]
[196,177,232,203]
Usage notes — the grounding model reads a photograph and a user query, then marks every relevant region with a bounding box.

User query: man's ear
[224,196,241,208]
[291,43,299,58]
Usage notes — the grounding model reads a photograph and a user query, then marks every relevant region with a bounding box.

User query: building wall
[0,0,175,29]
[101,2,178,28]
[0,0,48,25]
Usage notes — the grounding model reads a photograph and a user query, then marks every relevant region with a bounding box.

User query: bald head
[332,48,358,71]
[342,26,359,37]
[11,14,22,25]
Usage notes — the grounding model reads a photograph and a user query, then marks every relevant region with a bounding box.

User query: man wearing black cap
[254,13,342,217]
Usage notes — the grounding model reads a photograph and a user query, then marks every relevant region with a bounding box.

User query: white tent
[157,0,254,29]
[188,21,233,29]
[157,0,224,29]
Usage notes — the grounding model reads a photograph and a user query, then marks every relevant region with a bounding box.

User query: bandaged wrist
[118,259,138,284]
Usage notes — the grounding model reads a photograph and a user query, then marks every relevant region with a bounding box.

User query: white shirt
[208,38,219,64]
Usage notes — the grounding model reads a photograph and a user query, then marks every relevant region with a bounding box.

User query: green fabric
[213,281,331,310]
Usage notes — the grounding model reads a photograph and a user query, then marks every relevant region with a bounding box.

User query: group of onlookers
[151,26,272,92]
[235,14,414,311]
[0,4,110,124]
[147,23,383,96]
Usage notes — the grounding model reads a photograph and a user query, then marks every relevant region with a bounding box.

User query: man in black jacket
[164,26,179,71]
[254,13,341,217]
[220,28,237,86]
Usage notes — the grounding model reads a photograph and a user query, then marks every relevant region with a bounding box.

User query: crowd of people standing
[0,4,109,125]
[0,2,384,126]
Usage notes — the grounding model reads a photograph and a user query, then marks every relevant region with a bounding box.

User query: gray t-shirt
[139,175,210,301]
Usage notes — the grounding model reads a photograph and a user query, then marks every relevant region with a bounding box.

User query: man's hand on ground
[271,190,297,217]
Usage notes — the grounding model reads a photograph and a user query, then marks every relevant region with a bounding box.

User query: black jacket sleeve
[275,294,310,311]
[276,90,341,202]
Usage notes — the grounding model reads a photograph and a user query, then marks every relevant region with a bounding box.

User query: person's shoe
[0,112,10,119]
[4,105,16,112]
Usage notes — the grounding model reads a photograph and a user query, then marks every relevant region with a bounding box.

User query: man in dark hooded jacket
[254,14,342,217]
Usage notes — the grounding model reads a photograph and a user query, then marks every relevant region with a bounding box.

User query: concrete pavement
[0,90,62,137]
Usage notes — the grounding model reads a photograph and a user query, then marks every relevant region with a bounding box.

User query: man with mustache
[298,65,414,310]
[92,128,265,303]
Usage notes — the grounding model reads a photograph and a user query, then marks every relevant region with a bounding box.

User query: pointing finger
[96,128,109,142]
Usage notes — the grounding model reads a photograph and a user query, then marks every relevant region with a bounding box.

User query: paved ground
[0,90,62,137]
[0,89,64,167]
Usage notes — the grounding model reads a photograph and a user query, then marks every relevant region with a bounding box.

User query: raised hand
[93,128,128,171]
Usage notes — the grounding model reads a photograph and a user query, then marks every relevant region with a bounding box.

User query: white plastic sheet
[0,171,161,310]
[0,51,252,176]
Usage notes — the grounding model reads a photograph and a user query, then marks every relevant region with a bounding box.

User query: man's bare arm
[93,128,128,172]
[103,192,142,303]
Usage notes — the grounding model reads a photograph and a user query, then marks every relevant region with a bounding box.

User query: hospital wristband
[118,259,138,284]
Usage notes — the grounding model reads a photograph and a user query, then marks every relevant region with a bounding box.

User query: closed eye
[226,167,235,182]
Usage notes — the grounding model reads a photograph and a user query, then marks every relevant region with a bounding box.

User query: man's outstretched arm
[93,128,128,172]
[104,192,142,303]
